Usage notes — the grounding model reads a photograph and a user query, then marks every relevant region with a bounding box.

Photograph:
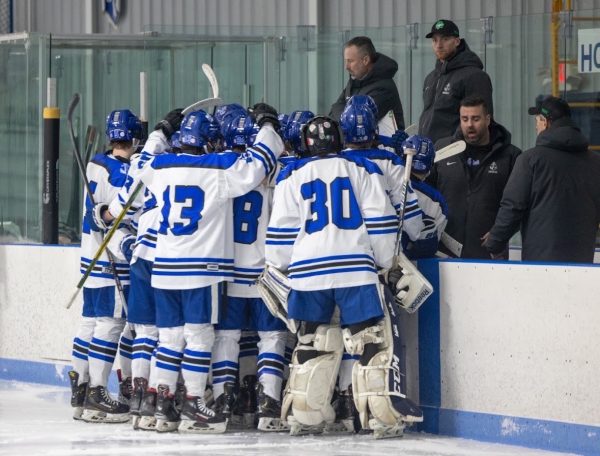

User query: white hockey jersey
[228,183,273,298]
[341,148,424,242]
[131,125,283,290]
[80,152,132,288]
[266,153,397,291]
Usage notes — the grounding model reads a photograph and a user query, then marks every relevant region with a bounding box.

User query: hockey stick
[434,140,466,163]
[83,125,98,164]
[202,63,219,99]
[66,180,144,309]
[66,93,127,312]
[182,97,223,116]
[394,148,416,257]
[404,123,418,136]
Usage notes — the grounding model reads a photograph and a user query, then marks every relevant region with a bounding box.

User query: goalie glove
[387,253,434,314]
[249,103,280,130]
[86,203,112,232]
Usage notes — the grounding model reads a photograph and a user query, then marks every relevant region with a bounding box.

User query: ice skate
[256,383,288,432]
[369,418,406,440]
[117,369,132,407]
[287,414,325,436]
[154,384,180,432]
[136,388,157,431]
[394,397,423,423]
[178,395,227,434]
[68,370,87,421]
[81,385,130,423]
[230,375,257,429]
[325,388,356,434]
[213,382,237,420]
[130,377,148,429]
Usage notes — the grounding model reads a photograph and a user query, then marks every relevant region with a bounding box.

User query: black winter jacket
[429,122,521,258]
[485,118,600,263]
[418,40,493,144]
[329,52,405,129]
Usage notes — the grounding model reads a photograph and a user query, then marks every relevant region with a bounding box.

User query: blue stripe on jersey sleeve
[151,152,239,170]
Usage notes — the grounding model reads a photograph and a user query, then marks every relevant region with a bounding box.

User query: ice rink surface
[0,381,577,456]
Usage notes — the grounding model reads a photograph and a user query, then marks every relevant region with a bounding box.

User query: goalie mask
[402,135,435,174]
[340,96,378,145]
[180,110,217,150]
[300,116,343,157]
[106,109,143,142]
[284,110,315,154]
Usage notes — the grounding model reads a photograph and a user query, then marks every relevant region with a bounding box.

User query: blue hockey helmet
[284,110,315,153]
[221,113,256,149]
[170,130,181,151]
[340,98,378,144]
[214,103,247,124]
[106,109,143,142]
[402,134,435,174]
[347,94,378,119]
[278,113,290,132]
[180,110,215,149]
[300,116,344,157]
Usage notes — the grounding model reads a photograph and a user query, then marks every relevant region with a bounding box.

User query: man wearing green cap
[418,19,494,144]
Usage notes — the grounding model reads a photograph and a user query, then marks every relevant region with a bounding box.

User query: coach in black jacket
[418,19,493,144]
[329,36,405,129]
[430,95,521,259]
[484,96,600,263]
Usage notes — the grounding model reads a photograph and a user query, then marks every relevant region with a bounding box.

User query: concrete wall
[1,244,599,454]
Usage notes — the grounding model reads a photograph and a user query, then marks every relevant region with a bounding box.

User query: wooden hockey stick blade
[182,97,223,116]
[434,140,466,163]
[202,63,219,99]
[404,123,418,136]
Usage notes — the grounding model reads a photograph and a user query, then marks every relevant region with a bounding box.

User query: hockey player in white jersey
[100,104,284,433]
[211,111,289,432]
[265,116,400,436]
[69,109,143,423]
[400,135,448,259]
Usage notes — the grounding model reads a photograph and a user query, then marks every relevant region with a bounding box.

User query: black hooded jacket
[485,118,600,263]
[418,40,493,144]
[429,122,521,258]
[329,52,405,129]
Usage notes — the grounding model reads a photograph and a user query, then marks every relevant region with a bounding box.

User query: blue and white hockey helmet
[301,116,344,157]
[284,110,315,154]
[347,94,378,119]
[179,110,215,149]
[402,134,435,174]
[221,113,256,149]
[214,103,247,125]
[340,96,378,144]
[170,130,181,151]
[278,113,290,132]
[106,109,143,142]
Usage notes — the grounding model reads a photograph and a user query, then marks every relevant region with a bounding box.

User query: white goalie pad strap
[342,322,386,356]
[256,266,297,333]
[282,325,343,426]
[393,252,433,314]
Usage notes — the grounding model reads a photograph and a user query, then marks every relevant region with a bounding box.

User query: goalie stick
[182,97,222,116]
[202,63,219,99]
[434,139,466,163]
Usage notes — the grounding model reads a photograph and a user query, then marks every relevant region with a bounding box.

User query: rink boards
[0,244,598,455]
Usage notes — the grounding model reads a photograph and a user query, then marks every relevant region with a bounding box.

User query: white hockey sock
[181,323,214,397]
[338,352,359,392]
[212,329,240,399]
[154,326,185,392]
[132,324,158,380]
[71,317,95,385]
[257,330,287,400]
[238,331,259,380]
[117,325,134,378]
[88,317,125,387]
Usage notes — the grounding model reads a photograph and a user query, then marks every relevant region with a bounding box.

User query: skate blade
[257,417,289,432]
[137,416,158,431]
[81,409,130,423]
[178,418,227,434]
[288,417,325,436]
[369,419,406,440]
[72,407,84,421]
[155,418,179,433]
[324,419,354,434]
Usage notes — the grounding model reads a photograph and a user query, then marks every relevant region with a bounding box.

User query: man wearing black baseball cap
[483,95,600,262]
[418,19,494,144]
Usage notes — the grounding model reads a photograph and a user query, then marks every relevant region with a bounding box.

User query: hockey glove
[249,103,280,129]
[86,203,111,232]
[390,129,409,155]
[119,235,136,264]
[154,108,184,139]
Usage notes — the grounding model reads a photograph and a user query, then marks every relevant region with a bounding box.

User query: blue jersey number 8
[301,177,362,234]
[234,190,264,245]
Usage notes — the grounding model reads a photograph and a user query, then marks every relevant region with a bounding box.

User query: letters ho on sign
[578,28,600,73]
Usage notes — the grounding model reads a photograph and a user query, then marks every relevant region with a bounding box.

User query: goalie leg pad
[282,323,343,428]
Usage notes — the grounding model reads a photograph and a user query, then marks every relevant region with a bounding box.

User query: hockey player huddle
[69,95,448,439]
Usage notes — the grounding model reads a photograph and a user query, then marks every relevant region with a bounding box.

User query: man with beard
[429,95,521,259]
